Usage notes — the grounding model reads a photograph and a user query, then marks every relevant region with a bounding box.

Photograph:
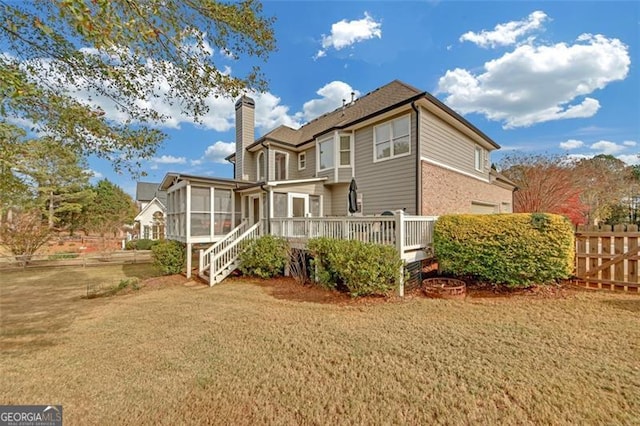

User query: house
[134,182,167,240]
[159,80,516,288]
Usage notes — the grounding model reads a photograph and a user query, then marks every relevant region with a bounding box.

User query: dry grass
[1,269,639,425]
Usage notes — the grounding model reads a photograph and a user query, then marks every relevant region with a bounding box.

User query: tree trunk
[49,191,55,229]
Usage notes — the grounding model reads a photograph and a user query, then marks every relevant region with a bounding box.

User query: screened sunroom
[159,173,242,244]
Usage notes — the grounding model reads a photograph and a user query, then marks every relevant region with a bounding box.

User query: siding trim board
[421,157,491,184]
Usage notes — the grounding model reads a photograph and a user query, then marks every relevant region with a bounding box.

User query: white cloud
[460,11,548,48]
[590,140,625,155]
[84,169,103,179]
[299,81,360,122]
[202,141,235,164]
[151,155,187,164]
[438,33,630,128]
[617,154,640,165]
[315,12,382,59]
[559,139,584,150]
[623,140,637,147]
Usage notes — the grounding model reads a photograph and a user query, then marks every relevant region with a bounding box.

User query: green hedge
[434,213,575,287]
[238,235,288,279]
[125,239,158,250]
[151,240,185,275]
[308,238,403,297]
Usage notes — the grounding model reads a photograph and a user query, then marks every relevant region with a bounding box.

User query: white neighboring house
[134,182,167,240]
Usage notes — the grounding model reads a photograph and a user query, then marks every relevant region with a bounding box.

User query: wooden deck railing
[270,213,437,260]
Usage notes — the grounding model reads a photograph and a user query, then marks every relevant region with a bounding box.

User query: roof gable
[135,182,167,204]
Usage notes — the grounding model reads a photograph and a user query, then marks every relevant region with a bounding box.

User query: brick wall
[421,161,514,215]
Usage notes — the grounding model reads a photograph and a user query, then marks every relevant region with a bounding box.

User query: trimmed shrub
[125,239,158,250]
[239,235,288,279]
[434,213,575,287]
[48,252,80,260]
[151,240,185,275]
[308,237,403,297]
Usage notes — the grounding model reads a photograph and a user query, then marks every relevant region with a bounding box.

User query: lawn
[1,266,638,425]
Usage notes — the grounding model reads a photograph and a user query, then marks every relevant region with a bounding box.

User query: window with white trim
[374,115,410,161]
[339,135,351,166]
[298,152,306,170]
[257,151,265,180]
[474,147,484,171]
[274,151,287,180]
[318,136,334,170]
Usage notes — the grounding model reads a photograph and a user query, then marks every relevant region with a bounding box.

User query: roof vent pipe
[350,91,355,104]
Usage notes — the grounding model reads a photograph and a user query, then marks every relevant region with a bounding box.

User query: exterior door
[249,195,262,225]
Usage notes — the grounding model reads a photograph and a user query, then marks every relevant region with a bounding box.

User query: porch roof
[159,172,253,191]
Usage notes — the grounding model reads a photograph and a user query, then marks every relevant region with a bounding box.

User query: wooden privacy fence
[575,224,639,292]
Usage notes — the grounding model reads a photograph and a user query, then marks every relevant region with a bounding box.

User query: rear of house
[156,80,515,284]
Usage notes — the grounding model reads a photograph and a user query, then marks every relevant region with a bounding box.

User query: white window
[474,147,484,171]
[257,151,265,181]
[274,151,287,180]
[318,136,334,170]
[298,152,306,170]
[374,115,410,161]
[339,135,351,166]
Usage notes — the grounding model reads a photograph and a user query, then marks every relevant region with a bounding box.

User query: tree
[573,155,631,225]
[500,154,585,221]
[0,1,275,173]
[0,122,31,218]
[84,179,137,237]
[13,137,94,230]
[0,209,51,265]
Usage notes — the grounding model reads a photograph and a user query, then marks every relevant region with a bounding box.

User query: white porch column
[186,243,192,279]
[395,210,406,297]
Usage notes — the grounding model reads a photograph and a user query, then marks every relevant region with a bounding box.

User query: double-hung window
[374,115,410,161]
[339,135,351,166]
[274,152,287,180]
[298,152,306,170]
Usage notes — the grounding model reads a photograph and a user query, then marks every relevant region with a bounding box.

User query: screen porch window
[273,192,287,217]
[374,115,410,161]
[309,195,321,217]
[213,189,232,234]
[318,137,334,170]
[190,186,211,237]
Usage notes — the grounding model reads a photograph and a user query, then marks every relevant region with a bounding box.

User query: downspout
[261,141,270,233]
[411,101,421,216]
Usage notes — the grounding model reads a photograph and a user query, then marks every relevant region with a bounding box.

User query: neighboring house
[134,182,167,240]
[159,80,516,286]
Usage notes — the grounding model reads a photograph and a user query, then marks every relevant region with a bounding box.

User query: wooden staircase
[198,220,262,285]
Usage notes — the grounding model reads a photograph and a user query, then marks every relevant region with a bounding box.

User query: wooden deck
[270,213,438,262]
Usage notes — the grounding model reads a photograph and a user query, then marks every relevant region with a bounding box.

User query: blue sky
[82,1,638,197]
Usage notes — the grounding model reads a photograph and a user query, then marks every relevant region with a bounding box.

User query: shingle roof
[135,182,167,204]
[227,79,500,163]
[261,80,424,146]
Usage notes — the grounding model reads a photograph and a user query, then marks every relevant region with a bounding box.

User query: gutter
[411,101,421,216]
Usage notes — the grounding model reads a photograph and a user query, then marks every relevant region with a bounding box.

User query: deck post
[198,248,204,277]
[186,242,192,279]
[395,210,405,297]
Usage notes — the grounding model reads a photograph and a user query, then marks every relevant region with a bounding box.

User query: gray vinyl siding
[420,108,488,180]
[337,167,352,182]
[353,111,417,215]
[243,150,260,181]
[297,147,316,179]
[329,183,349,216]
[317,168,333,183]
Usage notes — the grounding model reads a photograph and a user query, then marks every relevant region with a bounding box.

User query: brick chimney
[234,95,255,180]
